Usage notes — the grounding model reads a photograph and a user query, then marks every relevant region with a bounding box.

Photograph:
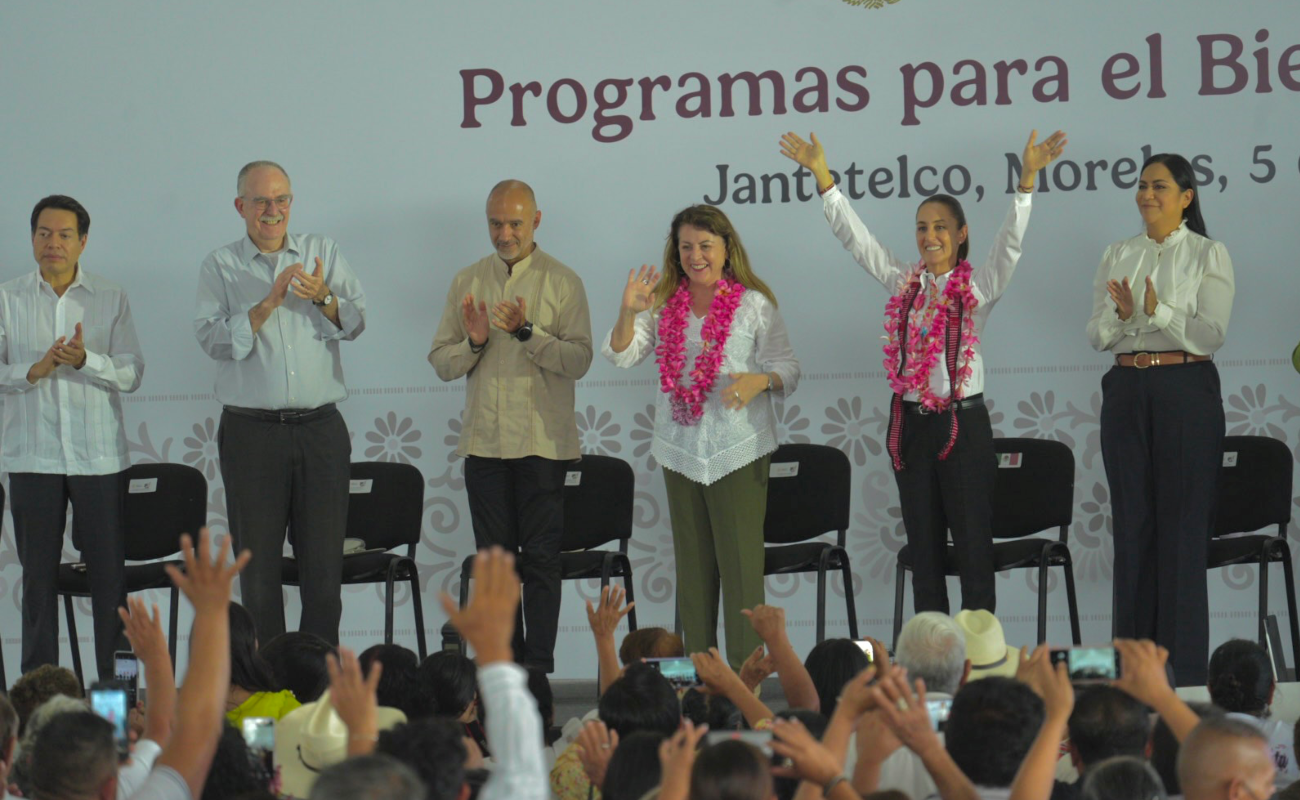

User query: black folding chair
[58,463,204,687]
[1207,436,1298,664]
[451,455,638,651]
[283,461,428,659]
[762,444,858,643]
[892,438,1080,646]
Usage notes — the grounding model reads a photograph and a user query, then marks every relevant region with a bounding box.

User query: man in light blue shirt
[194,161,366,643]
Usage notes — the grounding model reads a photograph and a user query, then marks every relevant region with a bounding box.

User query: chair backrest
[561,455,634,552]
[124,463,208,561]
[763,444,852,545]
[346,461,426,550]
[1214,436,1293,537]
[990,438,1075,539]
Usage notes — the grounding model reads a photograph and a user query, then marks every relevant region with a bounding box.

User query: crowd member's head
[485,179,539,268]
[361,644,436,721]
[418,652,478,723]
[1208,639,1274,718]
[691,739,774,800]
[0,694,18,789]
[27,711,118,800]
[953,610,1021,680]
[682,689,743,731]
[598,663,680,739]
[8,664,82,735]
[1080,756,1168,800]
[235,160,293,253]
[1152,702,1221,797]
[260,631,336,704]
[773,710,829,800]
[1178,715,1276,800]
[1067,686,1152,772]
[655,204,777,306]
[618,628,685,665]
[894,612,968,695]
[377,717,468,800]
[804,639,870,718]
[525,668,555,733]
[202,723,271,800]
[10,695,91,796]
[945,676,1045,788]
[229,602,279,694]
[603,731,665,800]
[308,754,426,800]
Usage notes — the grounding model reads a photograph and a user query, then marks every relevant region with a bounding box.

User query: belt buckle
[278,410,291,423]
[1134,352,1154,369]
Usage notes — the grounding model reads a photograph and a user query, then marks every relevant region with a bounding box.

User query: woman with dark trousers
[1087,153,1234,686]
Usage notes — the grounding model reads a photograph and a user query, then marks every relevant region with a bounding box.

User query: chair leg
[616,555,638,632]
[1279,545,1300,680]
[384,566,398,646]
[1062,556,1082,646]
[168,587,180,676]
[1258,547,1272,648]
[1037,554,1050,645]
[815,558,828,644]
[892,561,906,648]
[64,595,84,690]
[408,563,428,661]
[838,551,860,640]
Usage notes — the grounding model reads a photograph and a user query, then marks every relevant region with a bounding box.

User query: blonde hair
[653,205,777,309]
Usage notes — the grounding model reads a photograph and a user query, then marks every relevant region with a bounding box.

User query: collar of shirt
[36,263,95,296]
[496,249,535,279]
[237,232,302,263]
[1139,220,1188,249]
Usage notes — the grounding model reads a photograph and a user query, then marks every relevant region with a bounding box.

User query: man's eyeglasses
[244,194,293,212]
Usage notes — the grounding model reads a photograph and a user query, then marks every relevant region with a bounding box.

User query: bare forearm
[319,298,342,329]
[921,745,981,800]
[770,637,818,711]
[1008,715,1068,800]
[610,308,637,353]
[724,681,775,728]
[141,649,177,745]
[596,637,621,696]
[157,609,230,795]
[1153,693,1200,742]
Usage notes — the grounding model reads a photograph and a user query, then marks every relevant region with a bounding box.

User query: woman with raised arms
[1087,152,1233,685]
[779,129,1066,618]
[602,205,799,669]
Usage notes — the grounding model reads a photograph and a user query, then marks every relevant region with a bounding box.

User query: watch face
[515,323,533,342]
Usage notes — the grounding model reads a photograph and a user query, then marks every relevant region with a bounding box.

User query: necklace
[656,278,746,426]
[881,262,979,411]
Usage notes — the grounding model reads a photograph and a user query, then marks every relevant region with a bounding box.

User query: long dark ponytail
[1141,153,1208,238]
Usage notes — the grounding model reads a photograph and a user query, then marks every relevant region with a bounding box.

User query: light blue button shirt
[194,233,365,410]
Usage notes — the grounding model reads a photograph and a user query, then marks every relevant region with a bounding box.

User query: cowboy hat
[274,689,407,798]
[953,610,1024,680]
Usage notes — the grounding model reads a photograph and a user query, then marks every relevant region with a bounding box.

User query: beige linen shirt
[429,247,592,460]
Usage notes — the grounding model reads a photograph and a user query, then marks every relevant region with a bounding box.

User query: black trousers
[1101,361,1222,686]
[895,404,997,615]
[11,470,128,679]
[218,407,350,644]
[464,455,565,672]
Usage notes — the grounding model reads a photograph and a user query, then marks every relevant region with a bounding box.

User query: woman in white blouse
[603,204,799,668]
[1087,153,1234,686]
[779,129,1065,619]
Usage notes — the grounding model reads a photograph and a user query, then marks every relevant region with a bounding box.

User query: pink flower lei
[881,261,979,411]
[656,278,747,426]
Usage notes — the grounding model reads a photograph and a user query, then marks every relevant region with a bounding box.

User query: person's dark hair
[773,710,830,800]
[361,644,437,720]
[0,694,17,754]
[681,689,744,731]
[1141,153,1208,238]
[1068,686,1151,768]
[259,631,336,704]
[229,602,278,693]
[1208,639,1273,717]
[691,740,772,800]
[418,652,477,719]
[28,712,117,800]
[377,717,467,800]
[603,731,665,800]
[308,753,426,800]
[8,664,83,736]
[1151,701,1221,796]
[598,663,681,739]
[30,195,90,238]
[917,194,969,263]
[804,639,869,719]
[525,667,555,731]
[1080,756,1167,800]
[944,677,1045,788]
[202,723,272,800]
[619,628,685,665]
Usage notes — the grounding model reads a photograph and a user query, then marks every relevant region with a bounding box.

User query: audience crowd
[1,532,1293,800]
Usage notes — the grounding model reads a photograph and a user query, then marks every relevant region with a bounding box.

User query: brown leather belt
[1115,351,1212,369]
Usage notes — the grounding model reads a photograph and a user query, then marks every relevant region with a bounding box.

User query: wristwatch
[513,321,534,342]
[313,292,334,307]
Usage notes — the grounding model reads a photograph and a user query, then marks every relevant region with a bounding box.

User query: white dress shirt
[1086,222,1234,355]
[602,290,800,485]
[194,233,365,410]
[478,662,547,800]
[822,186,1032,401]
[0,267,144,475]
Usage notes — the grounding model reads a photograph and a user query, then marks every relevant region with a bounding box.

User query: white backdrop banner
[1,0,1298,679]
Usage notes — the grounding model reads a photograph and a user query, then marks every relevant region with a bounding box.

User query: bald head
[1178,716,1275,800]
[485,180,540,266]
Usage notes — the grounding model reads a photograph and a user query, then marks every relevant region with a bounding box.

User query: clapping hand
[1107,277,1135,321]
[462,293,490,345]
[290,257,330,303]
[491,296,527,334]
[51,323,86,368]
[1143,276,1158,317]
